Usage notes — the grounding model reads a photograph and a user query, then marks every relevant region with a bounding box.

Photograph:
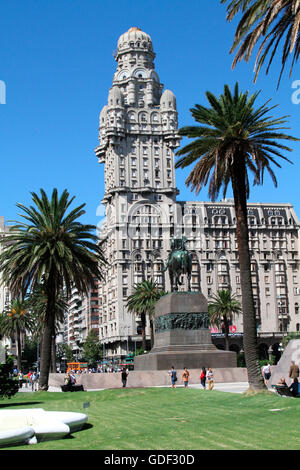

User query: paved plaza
[17,381,250,394]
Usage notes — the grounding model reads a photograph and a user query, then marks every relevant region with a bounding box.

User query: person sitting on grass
[288,378,300,397]
[276,377,288,388]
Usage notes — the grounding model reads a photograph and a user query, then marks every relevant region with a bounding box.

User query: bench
[272,385,300,398]
[61,384,85,392]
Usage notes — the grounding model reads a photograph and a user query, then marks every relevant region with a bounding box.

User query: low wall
[49,367,248,390]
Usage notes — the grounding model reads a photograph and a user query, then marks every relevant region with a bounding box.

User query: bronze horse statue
[163,237,192,292]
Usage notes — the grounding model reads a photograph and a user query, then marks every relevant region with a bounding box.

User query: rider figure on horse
[164,236,192,292]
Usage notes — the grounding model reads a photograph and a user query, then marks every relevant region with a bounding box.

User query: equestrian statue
[163,236,192,292]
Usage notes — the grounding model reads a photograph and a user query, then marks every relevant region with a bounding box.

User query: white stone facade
[95,28,300,358]
[0,217,12,351]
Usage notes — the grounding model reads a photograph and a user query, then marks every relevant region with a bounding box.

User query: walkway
[18,382,250,394]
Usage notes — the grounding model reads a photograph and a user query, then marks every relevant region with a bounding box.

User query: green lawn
[1,387,300,450]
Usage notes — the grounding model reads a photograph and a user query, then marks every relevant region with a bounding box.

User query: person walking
[31,371,37,391]
[207,368,214,391]
[169,366,177,388]
[121,367,128,388]
[18,371,23,389]
[27,371,32,389]
[262,363,272,386]
[200,367,206,389]
[182,367,190,388]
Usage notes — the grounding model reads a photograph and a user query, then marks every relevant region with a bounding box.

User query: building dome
[99,105,108,124]
[108,86,123,107]
[160,89,177,110]
[117,27,154,56]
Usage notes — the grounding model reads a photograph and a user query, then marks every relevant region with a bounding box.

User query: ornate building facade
[95,27,300,359]
[0,217,12,354]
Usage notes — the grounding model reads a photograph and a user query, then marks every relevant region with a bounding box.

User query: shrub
[282,333,300,349]
[0,361,19,399]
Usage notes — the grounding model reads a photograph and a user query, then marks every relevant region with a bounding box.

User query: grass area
[1,387,300,450]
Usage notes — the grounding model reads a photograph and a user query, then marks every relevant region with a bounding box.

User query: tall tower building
[95,26,180,204]
[95,27,182,357]
[95,28,300,360]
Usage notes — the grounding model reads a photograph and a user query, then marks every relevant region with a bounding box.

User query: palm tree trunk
[16,327,22,371]
[231,160,265,391]
[223,316,230,351]
[51,335,56,373]
[39,281,56,391]
[141,312,147,352]
[150,318,154,349]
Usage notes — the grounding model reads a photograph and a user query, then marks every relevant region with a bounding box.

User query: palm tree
[26,281,68,372]
[175,83,298,391]
[208,290,242,351]
[0,188,106,390]
[221,0,300,86]
[0,299,34,370]
[126,279,166,350]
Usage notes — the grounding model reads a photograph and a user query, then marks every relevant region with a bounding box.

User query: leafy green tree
[221,0,300,86]
[208,290,242,351]
[22,337,40,369]
[0,299,34,370]
[0,188,106,390]
[126,279,167,350]
[56,342,74,363]
[81,329,102,366]
[0,361,19,399]
[175,83,298,391]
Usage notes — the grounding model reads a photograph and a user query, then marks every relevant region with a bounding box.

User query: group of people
[168,366,214,390]
[64,370,77,386]
[63,366,130,389]
[16,370,39,391]
[262,360,300,397]
[275,361,300,397]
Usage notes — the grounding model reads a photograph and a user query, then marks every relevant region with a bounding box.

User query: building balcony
[278,314,289,321]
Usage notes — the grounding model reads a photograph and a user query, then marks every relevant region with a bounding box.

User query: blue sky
[0,0,299,227]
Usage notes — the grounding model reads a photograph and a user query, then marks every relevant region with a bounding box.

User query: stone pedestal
[134,292,236,371]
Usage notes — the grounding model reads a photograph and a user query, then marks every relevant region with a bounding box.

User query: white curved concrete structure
[0,426,35,447]
[0,408,88,447]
